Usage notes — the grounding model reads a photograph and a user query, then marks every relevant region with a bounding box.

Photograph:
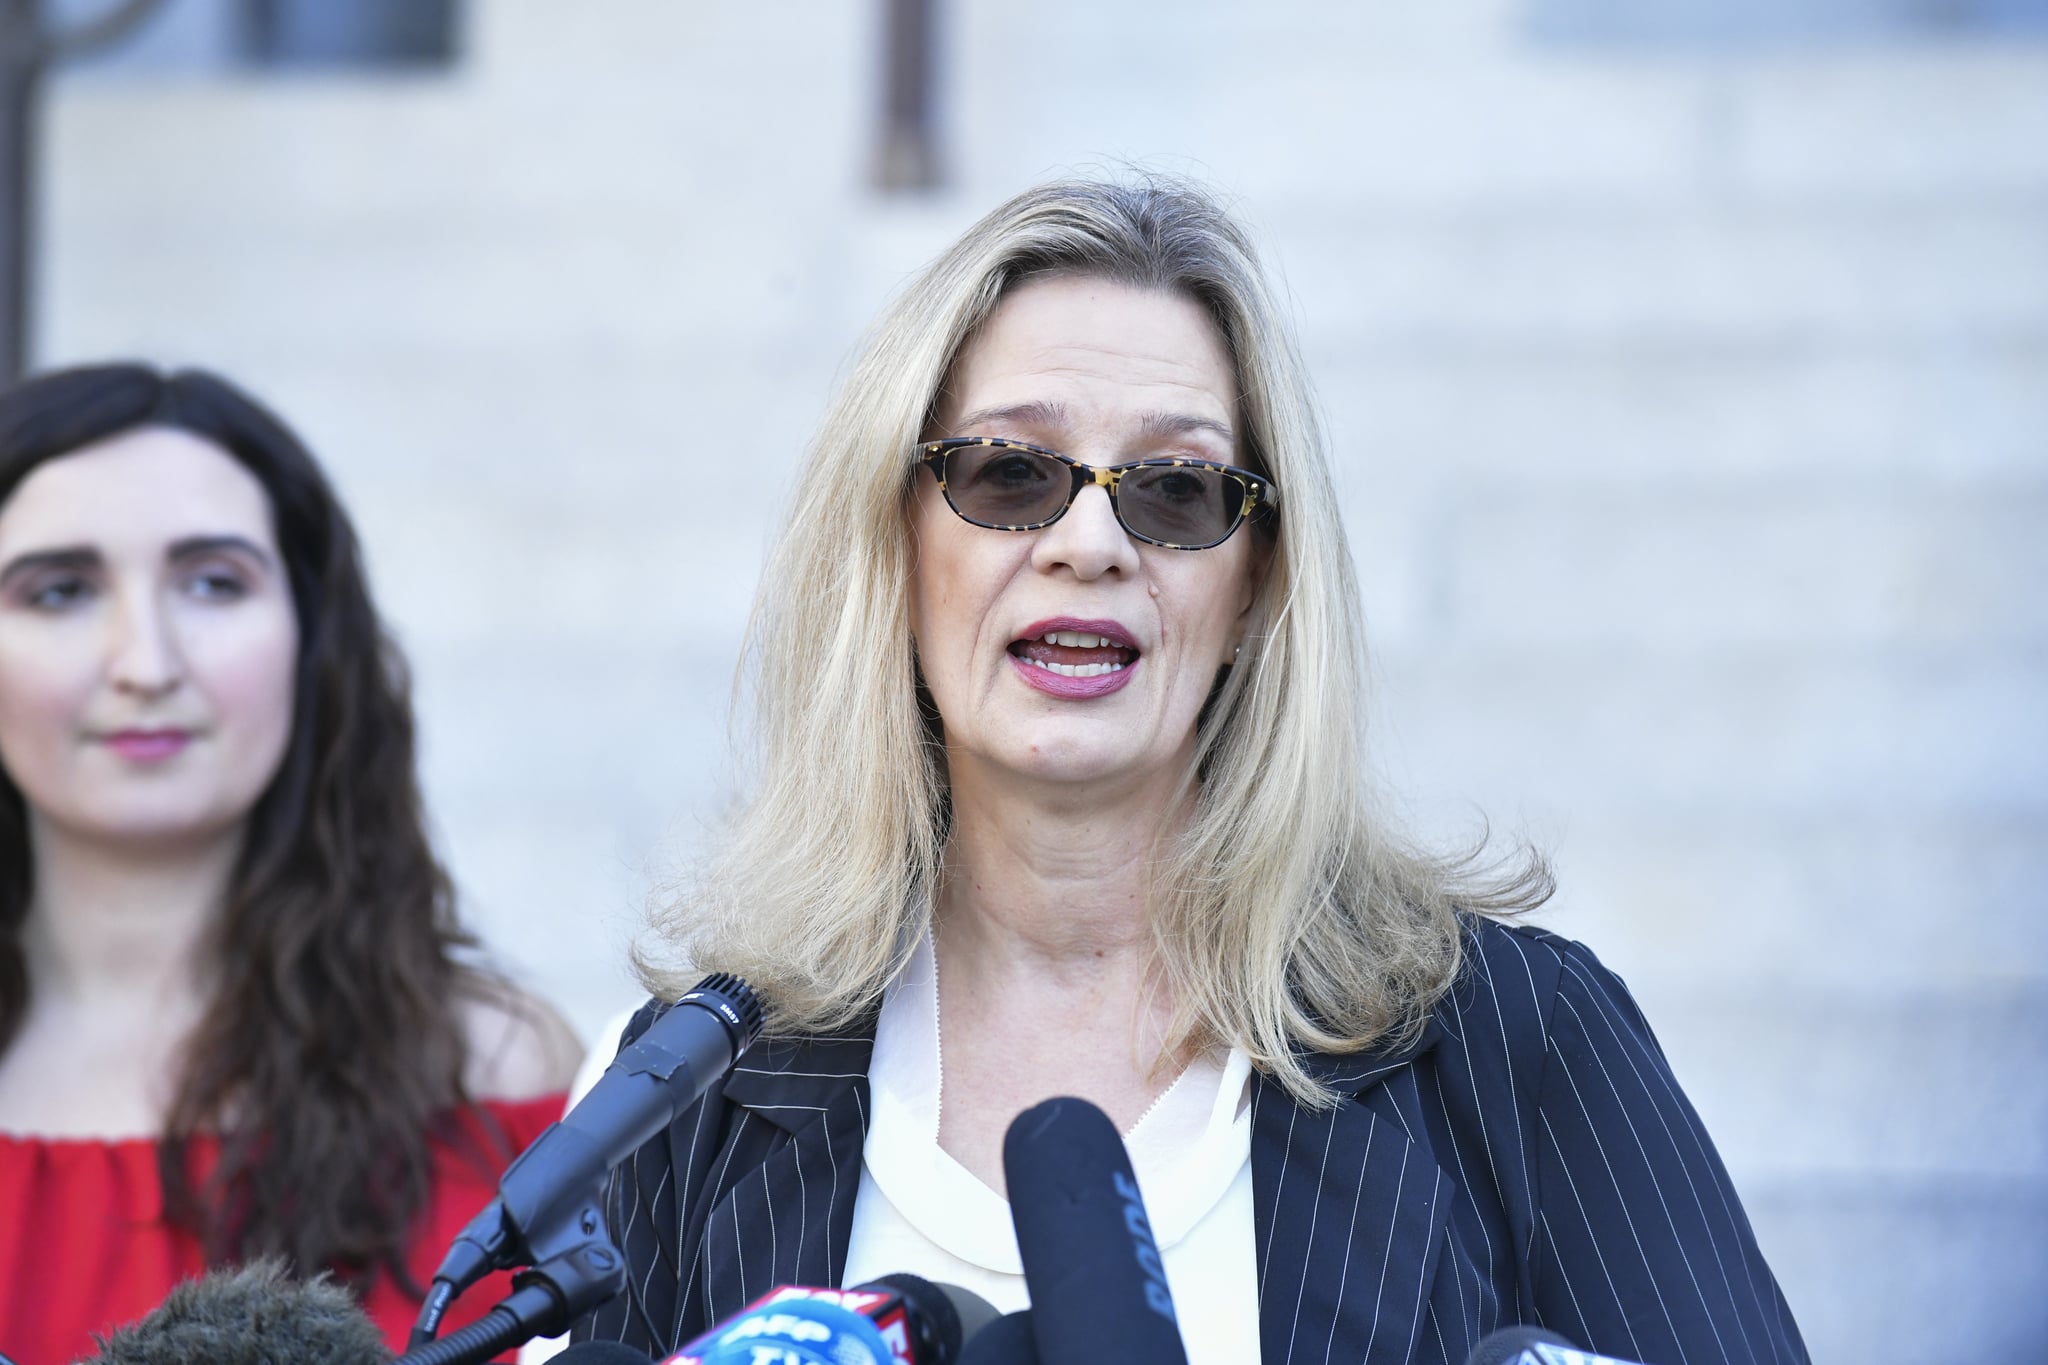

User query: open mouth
[1008,628,1141,679]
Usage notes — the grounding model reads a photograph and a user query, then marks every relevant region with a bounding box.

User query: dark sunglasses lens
[1119,465,1244,546]
[945,445,1070,526]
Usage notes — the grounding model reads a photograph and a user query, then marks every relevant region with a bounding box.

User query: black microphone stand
[394,1191,625,1365]
[399,974,764,1363]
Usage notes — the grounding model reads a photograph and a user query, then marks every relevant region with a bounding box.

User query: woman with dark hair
[0,364,580,1360]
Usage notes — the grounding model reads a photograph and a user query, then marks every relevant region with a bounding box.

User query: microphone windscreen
[1465,1326,1581,1365]
[1002,1097,1188,1365]
[672,1296,893,1365]
[954,1311,1037,1365]
[78,1260,390,1365]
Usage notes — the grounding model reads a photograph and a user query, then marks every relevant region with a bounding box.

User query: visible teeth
[1044,630,1115,648]
[1026,657,1128,678]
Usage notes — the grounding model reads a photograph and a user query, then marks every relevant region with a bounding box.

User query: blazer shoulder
[1446,915,1685,1101]
[1442,915,1621,1069]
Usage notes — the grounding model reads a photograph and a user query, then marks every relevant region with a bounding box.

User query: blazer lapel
[694,1028,875,1325]
[1254,1023,1451,1365]
[674,1016,1452,1358]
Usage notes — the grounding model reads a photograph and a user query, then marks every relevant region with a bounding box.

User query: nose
[108,589,185,699]
[1030,483,1141,580]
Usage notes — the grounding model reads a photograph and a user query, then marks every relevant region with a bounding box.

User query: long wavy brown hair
[0,364,513,1289]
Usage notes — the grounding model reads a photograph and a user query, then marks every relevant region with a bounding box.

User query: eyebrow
[949,399,1070,436]
[167,534,277,569]
[0,535,277,590]
[0,547,98,589]
[950,400,1236,448]
[1135,409,1236,447]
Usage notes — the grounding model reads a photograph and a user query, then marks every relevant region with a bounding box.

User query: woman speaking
[576,179,1806,1364]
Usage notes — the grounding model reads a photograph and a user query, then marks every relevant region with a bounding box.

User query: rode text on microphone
[1002,1096,1190,1365]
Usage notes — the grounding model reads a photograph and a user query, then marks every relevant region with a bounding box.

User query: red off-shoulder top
[0,1093,566,1365]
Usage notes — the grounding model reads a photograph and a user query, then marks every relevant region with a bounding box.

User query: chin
[996,732,1173,790]
[64,796,251,850]
[1014,755,1133,787]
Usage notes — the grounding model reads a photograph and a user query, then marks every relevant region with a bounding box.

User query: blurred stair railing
[0,0,164,382]
[876,0,939,191]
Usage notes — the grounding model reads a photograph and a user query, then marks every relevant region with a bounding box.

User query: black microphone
[75,1260,391,1365]
[424,974,766,1323]
[954,1310,1038,1365]
[866,1273,1002,1363]
[1001,1096,1190,1365]
[1466,1326,1647,1365]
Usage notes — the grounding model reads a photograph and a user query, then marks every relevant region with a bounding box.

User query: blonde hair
[643,175,1549,1107]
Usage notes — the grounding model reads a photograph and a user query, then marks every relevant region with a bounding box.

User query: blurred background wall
[24,0,2048,1357]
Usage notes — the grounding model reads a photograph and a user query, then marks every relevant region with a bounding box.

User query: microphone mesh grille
[685,971,766,1047]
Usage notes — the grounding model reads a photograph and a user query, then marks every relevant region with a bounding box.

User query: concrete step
[1744,1173,2048,1361]
[1274,199,2048,346]
[946,19,2048,204]
[1540,814,2048,987]
[1425,483,2048,649]
[45,200,2048,385]
[1318,337,2048,484]
[1373,646,2048,817]
[410,635,742,827]
[1646,987,2048,1182]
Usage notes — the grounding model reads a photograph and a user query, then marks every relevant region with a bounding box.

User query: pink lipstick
[1009,617,1141,700]
[102,729,192,763]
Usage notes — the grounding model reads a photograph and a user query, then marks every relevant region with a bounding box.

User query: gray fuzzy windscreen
[79,1259,389,1365]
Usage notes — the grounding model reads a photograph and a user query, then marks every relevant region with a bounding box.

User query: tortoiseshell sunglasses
[916,437,1279,551]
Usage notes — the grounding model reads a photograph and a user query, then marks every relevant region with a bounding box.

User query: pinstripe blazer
[572,919,1807,1364]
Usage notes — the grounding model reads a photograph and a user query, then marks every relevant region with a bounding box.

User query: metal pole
[0,0,41,383]
[876,0,938,191]
[0,0,165,383]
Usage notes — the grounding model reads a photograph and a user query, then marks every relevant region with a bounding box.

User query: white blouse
[842,936,1260,1362]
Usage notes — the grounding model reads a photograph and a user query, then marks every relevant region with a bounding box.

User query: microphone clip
[396,1235,626,1365]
